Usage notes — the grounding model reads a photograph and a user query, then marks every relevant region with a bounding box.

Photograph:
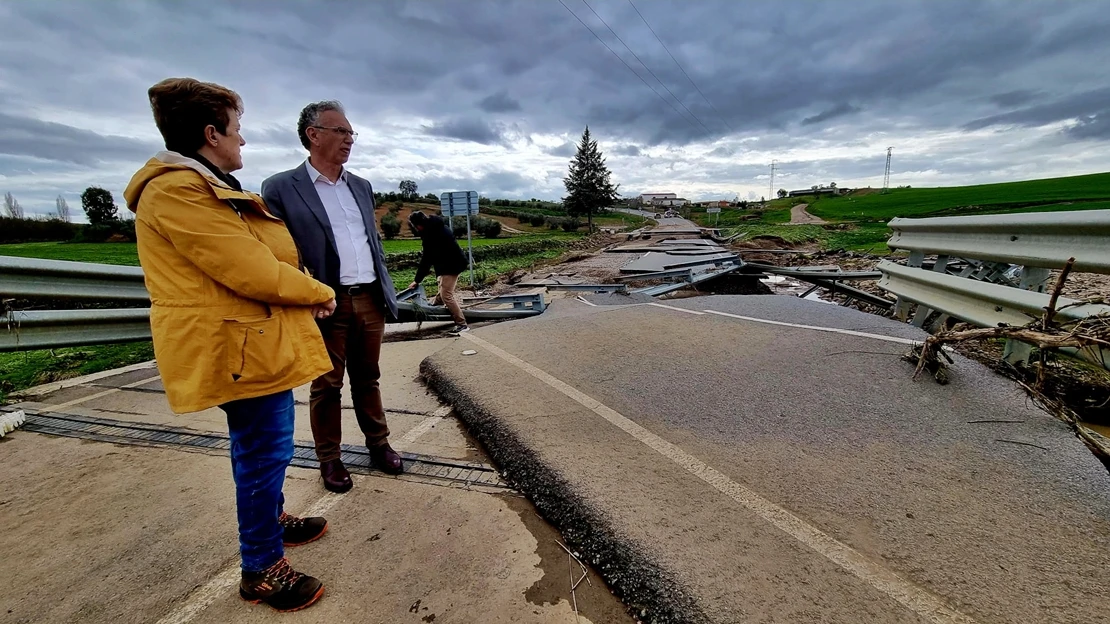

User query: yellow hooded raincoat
[124,152,335,413]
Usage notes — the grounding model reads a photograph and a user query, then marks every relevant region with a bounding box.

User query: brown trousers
[435,274,466,325]
[309,291,390,462]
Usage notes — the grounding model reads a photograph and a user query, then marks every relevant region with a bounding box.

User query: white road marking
[395,406,452,449]
[701,309,918,345]
[646,302,705,315]
[459,332,977,624]
[576,296,599,307]
[50,374,164,410]
[154,490,346,624]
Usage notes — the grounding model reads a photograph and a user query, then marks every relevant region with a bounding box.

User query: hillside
[808,171,1110,221]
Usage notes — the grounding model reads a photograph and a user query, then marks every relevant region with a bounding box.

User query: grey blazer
[261,163,398,320]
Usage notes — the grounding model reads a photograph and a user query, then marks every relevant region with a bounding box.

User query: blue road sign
[440,191,479,217]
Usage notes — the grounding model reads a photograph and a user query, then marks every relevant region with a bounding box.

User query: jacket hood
[124,151,234,213]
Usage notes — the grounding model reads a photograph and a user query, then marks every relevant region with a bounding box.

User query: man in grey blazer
[262,100,402,492]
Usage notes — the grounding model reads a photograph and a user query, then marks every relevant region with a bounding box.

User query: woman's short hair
[148,78,243,154]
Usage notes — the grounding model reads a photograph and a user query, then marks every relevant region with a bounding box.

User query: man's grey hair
[297,100,345,149]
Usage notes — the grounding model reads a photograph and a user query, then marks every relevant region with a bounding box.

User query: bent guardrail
[879,209,1110,367]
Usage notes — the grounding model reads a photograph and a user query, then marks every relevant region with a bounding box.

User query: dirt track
[789,203,826,224]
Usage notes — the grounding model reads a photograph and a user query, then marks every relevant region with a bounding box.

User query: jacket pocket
[223,314,296,382]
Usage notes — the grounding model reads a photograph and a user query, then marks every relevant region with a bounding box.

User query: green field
[808,172,1110,221]
[697,171,1110,253]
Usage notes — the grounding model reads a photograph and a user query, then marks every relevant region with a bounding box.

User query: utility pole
[769,160,777,203]
[882,147,893,194]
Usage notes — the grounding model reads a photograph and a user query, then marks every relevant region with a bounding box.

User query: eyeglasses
[311,126,358,141]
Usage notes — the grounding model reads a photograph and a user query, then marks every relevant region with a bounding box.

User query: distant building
[639,192,677,205]
[787,186,852,198]
[655,197,688,207]
[694,200,731,208]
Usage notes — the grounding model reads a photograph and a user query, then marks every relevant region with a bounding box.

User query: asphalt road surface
[423,295,1110,624]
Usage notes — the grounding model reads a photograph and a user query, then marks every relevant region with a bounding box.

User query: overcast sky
[2,0,1110,218]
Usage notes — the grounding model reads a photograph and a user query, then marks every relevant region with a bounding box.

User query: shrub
[380,212,402,239]
[0,216,79,243]
[517,213,532,224]
[529,214,547,227]
[389,201,403,214]
[74,223,116,243]
[561,218,581,232]
[475,218,502,238]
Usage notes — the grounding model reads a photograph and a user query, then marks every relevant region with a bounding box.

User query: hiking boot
[448,324,470,335]
[280,511,328,546]
[239,558,324,612]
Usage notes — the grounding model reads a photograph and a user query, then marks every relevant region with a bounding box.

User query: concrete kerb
[419,355,709,624]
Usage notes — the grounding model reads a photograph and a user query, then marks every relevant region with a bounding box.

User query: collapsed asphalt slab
[421,295,1110,624]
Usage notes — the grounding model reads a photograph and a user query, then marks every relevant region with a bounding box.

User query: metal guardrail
[2,257,547,351]
[878,260,1110,327]
[880,209,1110,367]
[3,309,153,352]
[1,257,152,352]
[888,209,1110,274]
[0,255,148,301]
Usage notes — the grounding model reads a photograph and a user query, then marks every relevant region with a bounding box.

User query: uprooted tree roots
[902,257,1110,466]
[906,257,1110,390]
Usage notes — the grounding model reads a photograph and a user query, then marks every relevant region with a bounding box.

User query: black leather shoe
[319,459,353,493]
[369,443,404,475]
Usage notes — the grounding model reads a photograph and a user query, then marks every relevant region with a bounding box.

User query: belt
[342,281,377,296]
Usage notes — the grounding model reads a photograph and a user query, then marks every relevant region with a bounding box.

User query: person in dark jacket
[407,211,470,334]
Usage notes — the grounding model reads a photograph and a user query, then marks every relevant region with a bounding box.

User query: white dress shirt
[304,159,377,286]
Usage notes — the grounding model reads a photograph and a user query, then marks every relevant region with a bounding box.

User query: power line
[556,0,708,139]
[578,0,714,137]
[626,0,735,133]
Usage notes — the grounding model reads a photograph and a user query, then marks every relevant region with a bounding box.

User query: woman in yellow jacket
[124,78,333,613]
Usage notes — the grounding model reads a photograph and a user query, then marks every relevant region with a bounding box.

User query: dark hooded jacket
[414,215,469,282]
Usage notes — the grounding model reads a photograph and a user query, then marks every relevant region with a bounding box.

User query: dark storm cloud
[801,104,862,127]
[989,90,1042,108]
[543,141,576,157]
[0,112,160,166]
[964,87,1110,131]
[422,118,507,146]
[478,91,522,114]
[1,0,1109,210]
[1065,112,1110,140]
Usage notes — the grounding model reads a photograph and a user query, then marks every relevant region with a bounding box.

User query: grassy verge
[0,342,154,402]
[720,222,892,253]
[394,249,568,294]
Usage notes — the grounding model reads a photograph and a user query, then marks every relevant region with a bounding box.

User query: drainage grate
[12,409,509,489]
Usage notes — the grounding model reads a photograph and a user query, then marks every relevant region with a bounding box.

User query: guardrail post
[910,255,950,328]
[1001,266,1052,366]
[893,250,925,320]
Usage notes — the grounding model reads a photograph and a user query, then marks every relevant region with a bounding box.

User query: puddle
[761,276,836,304]
[498,493,634,623]
[1081,421,1110,439]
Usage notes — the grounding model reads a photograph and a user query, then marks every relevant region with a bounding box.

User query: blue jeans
[220,390,295,572]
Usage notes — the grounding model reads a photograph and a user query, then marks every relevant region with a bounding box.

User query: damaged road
[421,295,1110,624]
